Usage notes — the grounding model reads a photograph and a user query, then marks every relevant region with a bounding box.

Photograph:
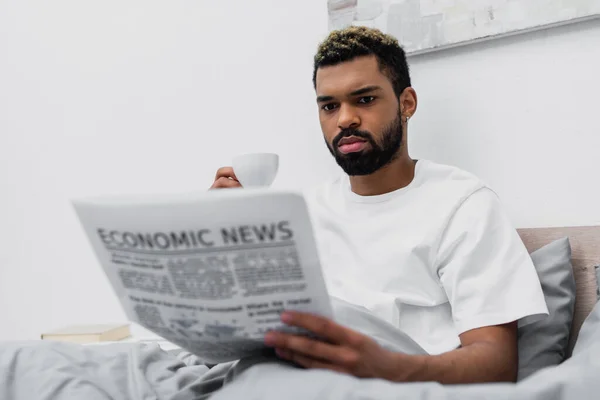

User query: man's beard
[326,112,403,176]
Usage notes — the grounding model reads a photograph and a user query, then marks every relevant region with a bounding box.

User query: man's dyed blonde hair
[313,26,411,98]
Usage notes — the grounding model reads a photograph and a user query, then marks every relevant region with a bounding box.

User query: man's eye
[358,96,376,104]
[322,103,338,111]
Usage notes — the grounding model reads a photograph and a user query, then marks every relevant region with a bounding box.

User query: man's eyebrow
[317,85,383,103]
[316,95,334,103]
[349,85,382,96]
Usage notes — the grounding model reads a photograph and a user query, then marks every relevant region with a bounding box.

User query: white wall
[1,0,599,341]
[408,17,600,229]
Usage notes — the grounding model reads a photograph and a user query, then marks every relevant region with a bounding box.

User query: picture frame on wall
[328,0,600,55]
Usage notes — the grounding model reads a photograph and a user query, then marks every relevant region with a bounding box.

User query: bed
[0,226,599,400]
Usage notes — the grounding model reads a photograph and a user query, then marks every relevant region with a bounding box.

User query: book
[41,323,131,344]
[71,188,333,363]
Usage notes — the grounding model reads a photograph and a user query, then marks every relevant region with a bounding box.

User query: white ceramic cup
[231,153,279,188]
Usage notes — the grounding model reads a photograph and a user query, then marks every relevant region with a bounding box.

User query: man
[210,26,548,384]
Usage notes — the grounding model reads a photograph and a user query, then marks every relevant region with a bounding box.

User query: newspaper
[72,188,333,364]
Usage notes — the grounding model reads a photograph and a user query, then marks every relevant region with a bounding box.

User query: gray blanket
[1,299,599,400]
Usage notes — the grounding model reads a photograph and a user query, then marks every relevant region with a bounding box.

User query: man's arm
[264,311,518,384]
[398,322,518,383]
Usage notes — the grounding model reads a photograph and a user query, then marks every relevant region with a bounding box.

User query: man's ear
[399,87,418,121]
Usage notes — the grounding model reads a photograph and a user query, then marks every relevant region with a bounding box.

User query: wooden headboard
[517,226,600,355]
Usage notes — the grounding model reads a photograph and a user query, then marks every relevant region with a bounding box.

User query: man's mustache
[332,129,376,149]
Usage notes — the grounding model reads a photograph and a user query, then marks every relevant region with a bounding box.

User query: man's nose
[337,104,360,130]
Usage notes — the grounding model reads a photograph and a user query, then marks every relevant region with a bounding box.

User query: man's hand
[264,311,518,384]
[210,167,242,189]
[264,311,405,381]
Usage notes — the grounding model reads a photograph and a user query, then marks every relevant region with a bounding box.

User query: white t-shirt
[305,159,549,355]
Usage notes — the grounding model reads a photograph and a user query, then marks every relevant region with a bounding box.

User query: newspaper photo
[72,189,333,364]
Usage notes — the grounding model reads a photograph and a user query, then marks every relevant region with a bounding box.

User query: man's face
[315,55,403,176]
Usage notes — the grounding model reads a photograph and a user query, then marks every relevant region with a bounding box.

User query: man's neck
[348,156,417,197]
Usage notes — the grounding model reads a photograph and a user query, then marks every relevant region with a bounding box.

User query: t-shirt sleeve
[435,187,549,335]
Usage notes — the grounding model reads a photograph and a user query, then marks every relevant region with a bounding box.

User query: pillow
[571,296,600,356]
[517,237,576,381]
[596,265,600,301]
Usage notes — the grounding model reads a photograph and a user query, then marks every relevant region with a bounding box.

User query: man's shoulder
[422,163,518,248]
[412,159,493,204]
[417,159,487,187]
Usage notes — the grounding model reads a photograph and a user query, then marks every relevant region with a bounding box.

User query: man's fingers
[277,349,348,374]
[281,312,363,348]
[215,166,239,182]
[210,177,242,189]
[210,167,241,189]
[265,332,359,367]
[267,333,335,361]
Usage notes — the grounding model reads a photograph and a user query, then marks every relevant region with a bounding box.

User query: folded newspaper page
[73,189,333,363]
